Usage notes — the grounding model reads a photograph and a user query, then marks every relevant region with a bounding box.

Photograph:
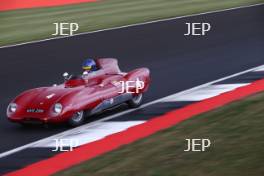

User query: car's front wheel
[127,93,143,108]
[68,110,85,127]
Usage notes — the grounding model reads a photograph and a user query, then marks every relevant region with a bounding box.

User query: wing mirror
[63,72,69,80]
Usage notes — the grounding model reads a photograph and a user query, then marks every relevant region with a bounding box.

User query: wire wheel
[68,110,85,127]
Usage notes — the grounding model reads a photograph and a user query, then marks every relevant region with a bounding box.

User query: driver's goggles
[83,66,92,70]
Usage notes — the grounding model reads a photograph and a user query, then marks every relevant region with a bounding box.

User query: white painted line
[0,3,263,49]
[33,121,145,148]
[162,84,249,101]
[0,64,264,159]
[253,65,264,72]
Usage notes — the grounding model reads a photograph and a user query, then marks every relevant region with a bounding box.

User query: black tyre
[68,110,85,127]
[127,93,143,108]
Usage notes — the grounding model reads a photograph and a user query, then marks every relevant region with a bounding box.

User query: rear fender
[124,68,150,94]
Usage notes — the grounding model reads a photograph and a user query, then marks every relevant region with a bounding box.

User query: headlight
[54,103,63,114]
[9,103,17,113]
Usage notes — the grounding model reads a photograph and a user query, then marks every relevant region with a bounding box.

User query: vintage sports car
[7,58,150,126]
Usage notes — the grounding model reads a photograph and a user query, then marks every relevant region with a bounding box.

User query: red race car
[7,58,150,126]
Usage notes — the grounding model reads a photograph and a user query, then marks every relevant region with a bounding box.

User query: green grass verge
[0,0,264,46]
[54,92,264,176]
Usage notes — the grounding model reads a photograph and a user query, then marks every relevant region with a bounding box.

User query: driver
[82,58,98,73]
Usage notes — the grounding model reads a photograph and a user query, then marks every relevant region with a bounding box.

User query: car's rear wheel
[68,110,85,127]
[127,93,143,108]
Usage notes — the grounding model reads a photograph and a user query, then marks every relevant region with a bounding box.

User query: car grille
[23,118,44,124]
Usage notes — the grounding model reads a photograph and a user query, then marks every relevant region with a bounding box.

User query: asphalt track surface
[0,5,263,155]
